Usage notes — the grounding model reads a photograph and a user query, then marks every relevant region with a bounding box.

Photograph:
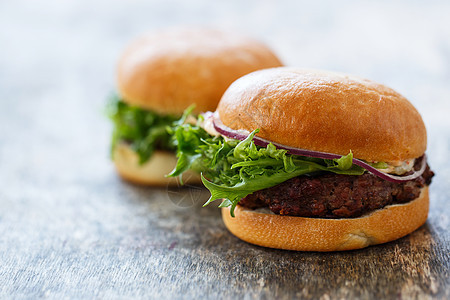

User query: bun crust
[222,187,429,251]
[117,28,283,115]
[113,143,201,186]
[217,68,427,162]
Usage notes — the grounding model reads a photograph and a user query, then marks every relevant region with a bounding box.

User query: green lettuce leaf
[107,94,179,164]
[168,118,368,217]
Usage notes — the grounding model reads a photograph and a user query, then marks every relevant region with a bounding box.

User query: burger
[107,27,283,185]
[168,67,434,251]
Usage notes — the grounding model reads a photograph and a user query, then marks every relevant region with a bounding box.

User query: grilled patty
[239,158,434,218]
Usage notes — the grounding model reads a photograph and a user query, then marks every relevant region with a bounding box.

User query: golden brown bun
[113,143,201,186]
[117,27,283,115]
[217,67,427,162]
[222,187,429,251]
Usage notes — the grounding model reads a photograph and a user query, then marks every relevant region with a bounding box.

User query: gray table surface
[0,1,449,299]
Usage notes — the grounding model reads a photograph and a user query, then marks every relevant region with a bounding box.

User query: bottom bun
[222,187,429,251]
[113,142,201,186]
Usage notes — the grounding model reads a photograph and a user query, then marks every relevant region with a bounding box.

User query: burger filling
[107,94,178,164]
[239,157,434,218]
[169,110,434,217]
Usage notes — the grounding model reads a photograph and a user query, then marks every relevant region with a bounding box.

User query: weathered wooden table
[0,1,448,298]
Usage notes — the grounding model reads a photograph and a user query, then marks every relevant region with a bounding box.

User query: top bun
[217,67,427,162]
[117,27,283,115]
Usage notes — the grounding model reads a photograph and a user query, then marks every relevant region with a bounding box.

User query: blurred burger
[169,67,434,251]
[107,27,282,185]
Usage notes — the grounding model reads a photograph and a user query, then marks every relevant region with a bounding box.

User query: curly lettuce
[107,94,179,164]
[168,116,366,216]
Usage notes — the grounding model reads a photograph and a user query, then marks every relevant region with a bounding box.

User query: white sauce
[198,112,220,137]
[376,158,415,175]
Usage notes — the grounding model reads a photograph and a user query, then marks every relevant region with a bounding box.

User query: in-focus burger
[169,67,434,251]
[107,27,283,185]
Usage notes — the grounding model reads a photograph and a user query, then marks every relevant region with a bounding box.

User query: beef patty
[239,157,434,218]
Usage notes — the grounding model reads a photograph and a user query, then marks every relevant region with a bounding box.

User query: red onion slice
[210,113,427,183]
